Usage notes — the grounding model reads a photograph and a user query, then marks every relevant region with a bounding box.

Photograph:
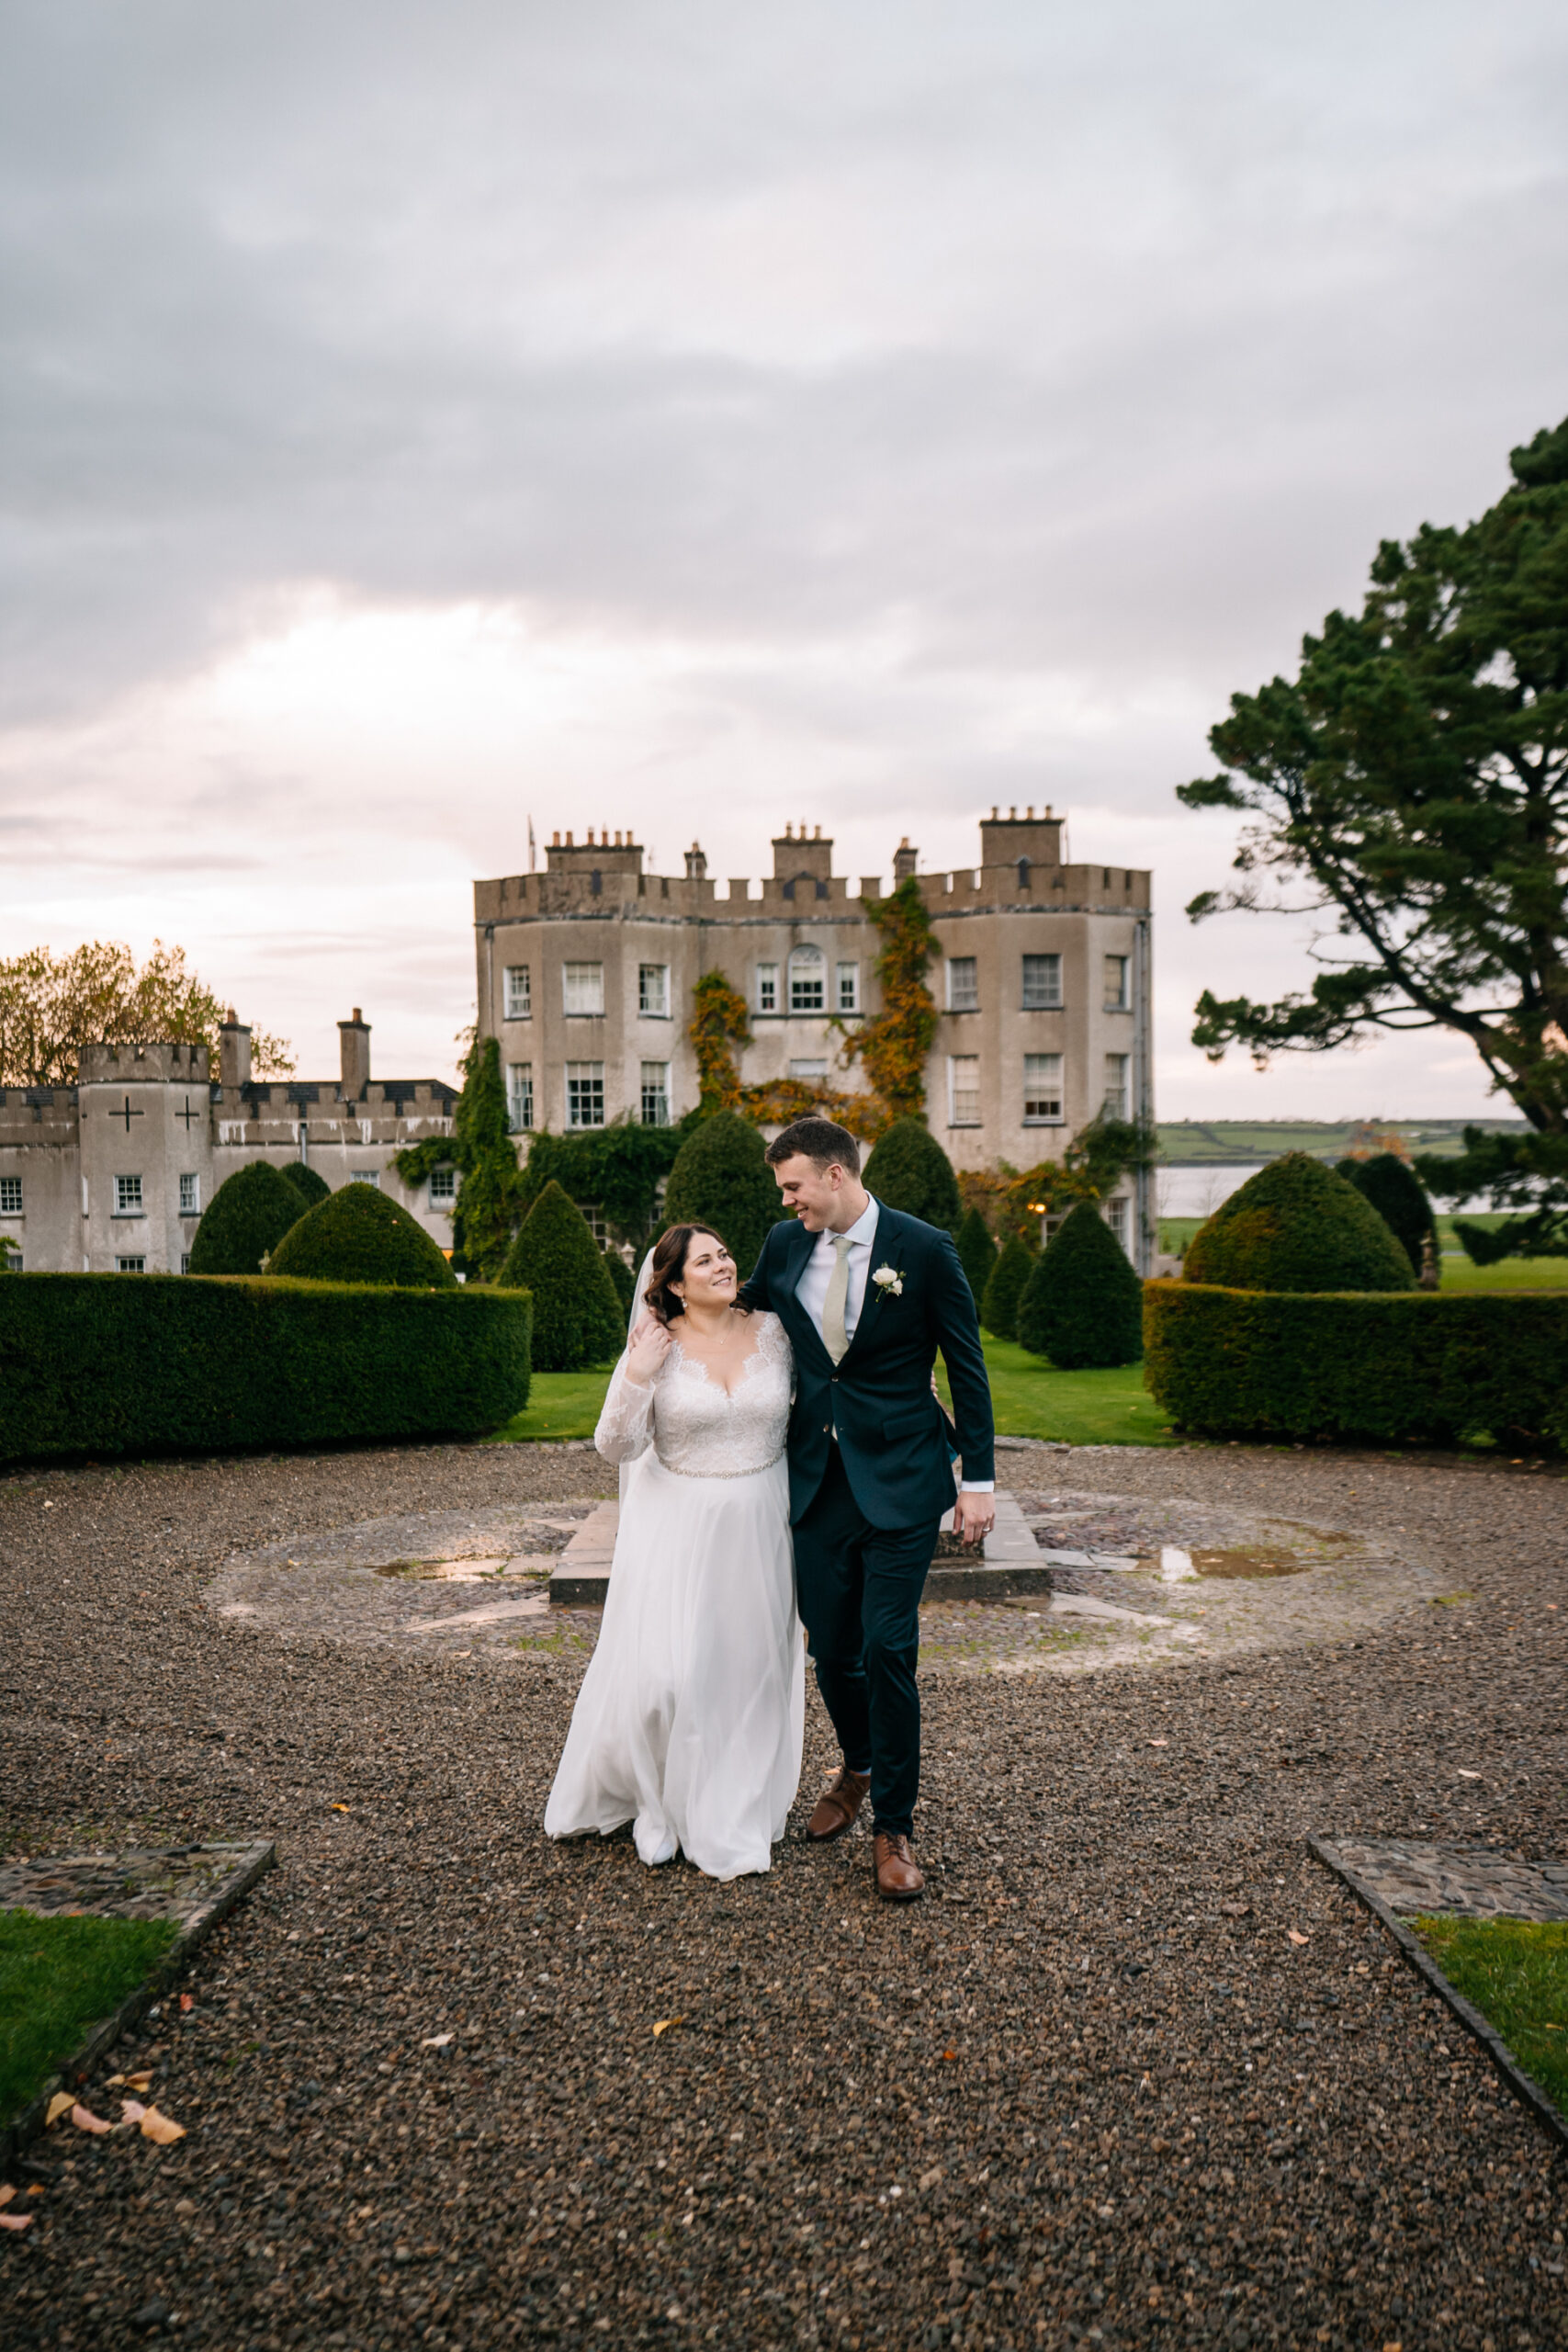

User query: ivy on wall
[689,969,752,1114]
[839,877,940,1124]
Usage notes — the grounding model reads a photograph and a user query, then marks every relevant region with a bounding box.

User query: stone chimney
[219,1011,252,1091]
[338,1007,371,1101]
[684,842,707,881]
[892,837,919,881]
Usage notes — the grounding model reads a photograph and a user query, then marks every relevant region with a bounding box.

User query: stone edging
[0,1838,276,2173]
[1307,1834,1568,2158]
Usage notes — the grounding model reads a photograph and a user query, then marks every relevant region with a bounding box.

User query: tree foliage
[840,878,940,1122]
[954,1206,998,1309]
[187,1160,305,1276]
[1184,1153,1415,1294]
[957,1114,1157,1247]
[664,1110,785,1277]
[980,1234,1034,1340]
[1180,413,1568,1145]
[280,1162,332,1208]
[395,1033,523,1282]
[267,1182,457,1288]
[862,1117,962,1228]
[0,940,292,1087]
[1016,1201,1144,1368]
[1416,1126,1568,1262]
[1335,1152,1437,1279]
[498,1181,625,1372]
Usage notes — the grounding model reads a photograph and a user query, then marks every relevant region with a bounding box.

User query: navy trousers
[791,1443,942,1839]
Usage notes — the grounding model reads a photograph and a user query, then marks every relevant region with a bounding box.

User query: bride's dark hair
[644,1224,750,1326]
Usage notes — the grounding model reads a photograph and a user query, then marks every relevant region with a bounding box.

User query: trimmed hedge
[268,1182,457,1288]
[954,1207,997,1310]
[1336,1153,1437,1279]
[663,1111,784,1277]
[602,1248,637,1322]
[0,1274,532,1464]
[980,1235,1033,1340]
[862,1119,962,1230]
[187,1160,304,1276]
[1017,1200,1144,1367]
[498,1181,625,1371]
[1184,1152,1414,1294]
[1145,1279,1568,1450]
[280,1161,332,1208]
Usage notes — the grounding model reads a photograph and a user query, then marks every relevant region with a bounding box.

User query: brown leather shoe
[807,1766,870,1842]
[873,1832,925,1901]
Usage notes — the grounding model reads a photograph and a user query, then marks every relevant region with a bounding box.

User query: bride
[543,1223,804,1880]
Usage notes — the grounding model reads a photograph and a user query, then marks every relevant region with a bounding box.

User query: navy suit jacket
[740,1199,996,1532]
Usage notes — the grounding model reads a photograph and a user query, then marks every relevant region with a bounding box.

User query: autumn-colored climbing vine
[739,1075,888,1143]
[689,968,751,1114]
[840,876,939,1123]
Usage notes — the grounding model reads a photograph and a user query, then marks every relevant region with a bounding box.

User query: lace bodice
[594,1312,793,1477]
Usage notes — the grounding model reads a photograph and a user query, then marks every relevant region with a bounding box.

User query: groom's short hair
[765,1115,862,1176]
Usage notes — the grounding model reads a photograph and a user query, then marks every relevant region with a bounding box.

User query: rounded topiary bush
[862,1118,961,1229]
[280,1161,332,1208]
[1335,1154,1437,1279]
[1017,1200,1144,1367]
[267,1182,457,1287]
[188,1160,306,1276]
[498,1181,626,1371]
[954,1206,997,1309]
[1184,1152,1415,1294]
[981,1234,1034,1339]
[663,1111,783,1278]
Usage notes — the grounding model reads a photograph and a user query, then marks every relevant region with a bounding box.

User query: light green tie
[822,1236,852,1364]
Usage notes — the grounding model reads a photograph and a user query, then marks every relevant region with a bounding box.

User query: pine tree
[954,1206,997,1311]
[498,1181,625,1372]
[1017,1201,1144,1368]
[395,1034,524,1282]
[663,1110,784,1278]
[187,1160,305,1276]
[980,1234,1033,1340]
[862,1118,961,1229]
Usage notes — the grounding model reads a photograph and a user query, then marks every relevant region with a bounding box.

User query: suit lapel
[778,1217,835,1373]
[838,1199,904,1371]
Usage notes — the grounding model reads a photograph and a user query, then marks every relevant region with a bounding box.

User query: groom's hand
[953,1491,995,1546]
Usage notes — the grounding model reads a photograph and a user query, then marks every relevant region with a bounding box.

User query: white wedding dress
[544,1311,805,1881]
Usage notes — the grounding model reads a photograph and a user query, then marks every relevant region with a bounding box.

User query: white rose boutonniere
[872,1263,905,1301]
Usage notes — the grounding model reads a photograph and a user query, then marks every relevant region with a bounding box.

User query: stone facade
[473,808,1156,1268]
[0,1015,457,1276]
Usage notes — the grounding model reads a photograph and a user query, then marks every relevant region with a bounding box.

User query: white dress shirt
[793,1195,993,1493]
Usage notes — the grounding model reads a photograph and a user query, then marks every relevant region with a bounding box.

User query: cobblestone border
[0,1838,276,2174]
[1308,1835,1568,2158]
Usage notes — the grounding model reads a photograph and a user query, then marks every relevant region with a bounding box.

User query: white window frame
[507,1063,534,1132]
[788,944,826,1013]
[115,1173,143,1215]
[351,1170,380,1187]
[1104,955,1130,1011]
[835,961,860,1013]
[503,965,532,1020]
[429,1165,457,1204]
[946,956,979,1012]
[1021,953,1062,1010]
[1103,1053,1130,1120]
[567,1061,605,1129]
[1023,1053,1065,1125]
[116,1254,147,1273]
[180,1251,190,1274]
[562,961,605,1017]
[947,1054,981,1127]
[0,1176,21,1216]
[788,1058,829,1080]
[640,1061,671,1126]
[755,962,779,1013]
[178,1172,200,1216]
[1104,1194,1130,1250]
[637,964,671,1019]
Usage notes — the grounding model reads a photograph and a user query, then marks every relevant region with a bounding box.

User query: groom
[740,1114,996,1900]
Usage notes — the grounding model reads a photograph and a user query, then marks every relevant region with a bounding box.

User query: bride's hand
[624,1315,672,1385]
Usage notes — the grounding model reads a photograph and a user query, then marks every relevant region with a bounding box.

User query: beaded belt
[658,1450,785,1480]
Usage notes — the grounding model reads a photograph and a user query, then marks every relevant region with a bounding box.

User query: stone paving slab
[1320,1836,1568,1923]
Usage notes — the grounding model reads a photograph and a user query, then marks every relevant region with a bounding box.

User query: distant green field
[1157,1210,1568,1290]
[1156,1118,1527,1164]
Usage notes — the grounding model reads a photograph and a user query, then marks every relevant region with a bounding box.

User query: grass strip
[0,1908,177,2126]
[1410,1916,1568,2120]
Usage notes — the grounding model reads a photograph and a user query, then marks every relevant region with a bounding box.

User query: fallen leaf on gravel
[1287,1929,1310,1946]
[1148,1738,1168,1747]
[421,2033,454,2050]
[45,2092,74,2127]
[940,2048,960,2061]
[69,2104,111,2135]
[179,1994,193,2013]
[1220,1900,1250,1917]
[651,2018,684,2038]
[0,2187,15,2207]
[120,2099,147,2122]
[0,2188,32,2233]
[331,1803,350,1813]
[1457,1770,1482,1780]
[919,2165,943,2190]
[125,2072,153,2092]
[140,2107,186,2145]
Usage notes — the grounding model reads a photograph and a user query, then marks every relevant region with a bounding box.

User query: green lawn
[1411,1917,1568,2120]
[1,1909,177,2125]
[493,1338,1170,1449]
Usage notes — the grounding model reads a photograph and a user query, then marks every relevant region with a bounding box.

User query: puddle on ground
[370,1556,536,1582]
[1192,1546,1312,1579]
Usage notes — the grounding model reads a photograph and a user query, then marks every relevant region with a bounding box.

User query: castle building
[0,1015,457,1276]
[473,808,1156,1268]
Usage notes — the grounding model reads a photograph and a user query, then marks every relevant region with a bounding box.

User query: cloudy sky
[5,1,1565,1116]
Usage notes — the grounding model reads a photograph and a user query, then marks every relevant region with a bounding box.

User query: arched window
[788,944,826,1012]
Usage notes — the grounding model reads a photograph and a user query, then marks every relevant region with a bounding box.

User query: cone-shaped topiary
[497,1181,626,1370]
[981,1234,1034,1339]
[187,1159,306,1276]
[954,1206,997,1310]
[862,1118,961,1229]
[1335,1154,1437,1280]
[1016,1200,1144,1366]
[663,1110,784,1278]
[268,1182,457,1287]
[1184,1152,1415,1293]
[280,1161,332,1208]
[602,1247,637,1324]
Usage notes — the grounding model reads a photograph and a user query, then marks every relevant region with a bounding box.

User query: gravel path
[2,1438,1566,2350]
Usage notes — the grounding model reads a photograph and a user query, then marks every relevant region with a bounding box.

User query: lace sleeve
[593,1360,657,1464]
